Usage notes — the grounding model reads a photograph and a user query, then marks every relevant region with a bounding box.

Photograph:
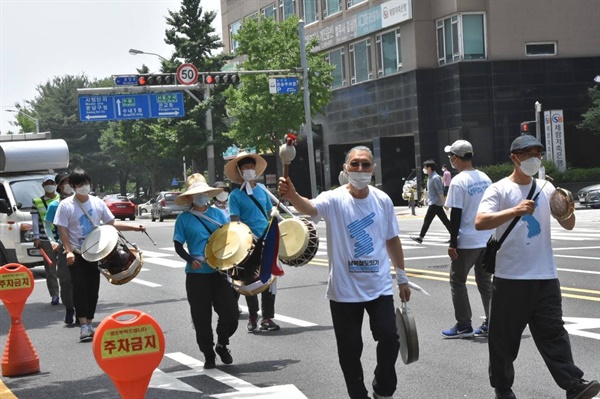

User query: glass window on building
[350,38,372,84]
[525,42,557,56]
[322,0,341,18]
[376,28,402,77]
[327,48,346,89]
[262,3,277,19]
[230,20,242,53]
[304,0,318,24]
[347,0,367,8]
[246,12,259,22]
[280,0,296,20]
[437,13,486,65]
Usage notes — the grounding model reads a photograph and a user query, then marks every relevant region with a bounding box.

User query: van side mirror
[150,198,156,204]
[0,199,13,216]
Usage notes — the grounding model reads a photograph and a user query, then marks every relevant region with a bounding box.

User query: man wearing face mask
[54,168,146,342]
[225,153,281,333]
[43,172,76,324]
[475,135,599,399]
[410,160,451,244]
[278,146,410,399]
[173,174,239,369]
[31,175,61,305]
[211,181,231,220]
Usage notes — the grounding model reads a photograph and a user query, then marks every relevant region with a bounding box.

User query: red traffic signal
[520,121,537,134]
[136,74,174,86]
[202,73,239,86]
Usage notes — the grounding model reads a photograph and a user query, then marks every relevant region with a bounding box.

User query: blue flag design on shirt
[348,212,375,258]
[522,197,541,239]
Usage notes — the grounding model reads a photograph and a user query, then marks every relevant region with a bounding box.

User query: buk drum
[205,222,255,272]
[278,217,319,267]
[80,225,143,285]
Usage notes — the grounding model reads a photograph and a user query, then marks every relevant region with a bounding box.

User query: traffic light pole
[205,85,216,184]
[299,20,318,199]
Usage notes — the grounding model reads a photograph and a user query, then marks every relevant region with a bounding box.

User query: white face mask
[518,157,542,177]
[193,194,210,207]
[422,168,428,175]
[62,185,74,195]
[242,169,256,181]
[43,185,57,193]
[75,184,91,196]
[216,191,229,202]
[347,172,372,190]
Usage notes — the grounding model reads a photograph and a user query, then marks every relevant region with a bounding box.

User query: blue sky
[0,0,221,133]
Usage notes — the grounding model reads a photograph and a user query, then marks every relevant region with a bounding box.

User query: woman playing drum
[173,173,239,369]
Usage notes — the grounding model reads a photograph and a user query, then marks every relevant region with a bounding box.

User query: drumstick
[279,133,297,178]
[144,230,157,246]
[39,246,54,267]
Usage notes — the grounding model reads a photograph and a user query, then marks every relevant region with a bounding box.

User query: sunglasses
[349,161,372,169]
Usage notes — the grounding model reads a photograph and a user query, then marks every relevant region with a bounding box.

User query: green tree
[224,16,333,157]
[578,86,600,135]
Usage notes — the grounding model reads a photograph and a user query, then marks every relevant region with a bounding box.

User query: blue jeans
[330,295,399,399]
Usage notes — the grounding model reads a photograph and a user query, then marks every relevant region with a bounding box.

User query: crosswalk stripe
[144,257,185,268]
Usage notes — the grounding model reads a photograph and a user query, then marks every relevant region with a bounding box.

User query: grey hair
[344,145,373,164]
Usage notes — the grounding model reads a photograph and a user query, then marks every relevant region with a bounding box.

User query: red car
[104,194,136,221]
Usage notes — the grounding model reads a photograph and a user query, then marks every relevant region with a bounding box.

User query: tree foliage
[578,86,600,135]
[224,16,333,155]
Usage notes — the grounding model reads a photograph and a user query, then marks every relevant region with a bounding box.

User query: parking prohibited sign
[176,63,198,85]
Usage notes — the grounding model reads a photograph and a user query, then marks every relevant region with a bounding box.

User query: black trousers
[69,254,100,320]
[419,204,451,238]
[186,273,239,358]
[488,278,584,391]
[245,289,276,319]
[330,296,399,399]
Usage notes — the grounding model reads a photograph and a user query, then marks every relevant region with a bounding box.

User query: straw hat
[174,173,223,206]
[224,152,268,184]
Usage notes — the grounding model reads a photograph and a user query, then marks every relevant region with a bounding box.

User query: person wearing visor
[173,174,239,370]
[225,152,281,333]
[441,140,492,339]
[31,175,61,305]
[278,145,410,399]
[44,172,76,324]
[476,135,599,399]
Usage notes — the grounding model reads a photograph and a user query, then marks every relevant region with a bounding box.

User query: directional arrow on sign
[86,114,108,120]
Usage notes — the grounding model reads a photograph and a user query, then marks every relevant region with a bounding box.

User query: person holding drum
[225,153,280,332]
[278,145,411,399]
[54,168,146,342]
[172,174,239,369]
[476,135,599,399]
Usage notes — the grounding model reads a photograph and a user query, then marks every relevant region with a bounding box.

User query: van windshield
[10,179,45,210]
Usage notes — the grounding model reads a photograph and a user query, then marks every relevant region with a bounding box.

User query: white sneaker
[88,324,95,337]
[79,324,92,342]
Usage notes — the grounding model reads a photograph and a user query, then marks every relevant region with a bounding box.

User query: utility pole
[205,85,215,183]
[299,20,318,198]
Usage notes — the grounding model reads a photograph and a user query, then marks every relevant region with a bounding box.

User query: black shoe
[64,308,75,325]
[259,318,280,331]
[215,344,233,364]
[204,357,216,369]
[567,379,600,399]
[495,388,516,399]
[410,236,423,244]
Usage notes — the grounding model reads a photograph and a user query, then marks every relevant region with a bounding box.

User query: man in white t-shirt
[54,168,146,342]
[279,146,410,399]
[475,135,599,399]
[442,140,493,339]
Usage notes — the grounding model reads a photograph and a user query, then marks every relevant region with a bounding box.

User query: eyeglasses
[447,154,455,159]
[349,161,372,169]
[515,151,545,159]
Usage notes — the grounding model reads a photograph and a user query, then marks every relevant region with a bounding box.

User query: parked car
[151,191,187,222]
[138,200,153,215]
[104,194,136,220]
[578,184,600,209]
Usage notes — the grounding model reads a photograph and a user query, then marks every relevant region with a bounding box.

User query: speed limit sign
[176,63,199,85]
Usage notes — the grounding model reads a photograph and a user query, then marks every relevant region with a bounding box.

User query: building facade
[220,0,600,203]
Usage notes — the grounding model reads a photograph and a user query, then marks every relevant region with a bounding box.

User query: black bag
[481,236,501,274]
[481,179,537,274]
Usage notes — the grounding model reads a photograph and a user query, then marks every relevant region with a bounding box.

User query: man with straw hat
[225,152,281,332]
[173,173,239,369]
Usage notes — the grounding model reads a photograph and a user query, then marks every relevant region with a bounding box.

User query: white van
[0,133,69,267]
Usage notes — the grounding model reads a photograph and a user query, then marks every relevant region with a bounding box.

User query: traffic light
[137,73,175,86]
[202,73,239,86]
[520,121,537,134]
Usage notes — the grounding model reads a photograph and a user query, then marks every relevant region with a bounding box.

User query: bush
[478,161,600,183]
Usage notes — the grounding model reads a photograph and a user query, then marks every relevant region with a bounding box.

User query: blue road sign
[150,92,185,118]
[114,75,139,86]
[275,77,298,94]
[171,178,179,187]
[114,94,150,120]
[79,96,115,121]
[79,92,185,122]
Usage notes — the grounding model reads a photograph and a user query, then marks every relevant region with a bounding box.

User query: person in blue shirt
[225,152,280,333]
[173,173,239,369]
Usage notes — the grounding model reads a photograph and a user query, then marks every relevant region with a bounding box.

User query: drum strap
[76,198,97,228]
[245,191,269,220]
[190,214,215,235]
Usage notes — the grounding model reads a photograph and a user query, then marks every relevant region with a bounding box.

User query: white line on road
[239,306,318,327]
[558,268,600,275]
[555,255,600,261]
[143,257,185,268]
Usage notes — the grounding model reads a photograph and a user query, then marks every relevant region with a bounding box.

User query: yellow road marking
[0,378,17,399]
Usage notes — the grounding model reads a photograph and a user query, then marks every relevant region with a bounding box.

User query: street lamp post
[128,48,168,62]
[5,109,39,133]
